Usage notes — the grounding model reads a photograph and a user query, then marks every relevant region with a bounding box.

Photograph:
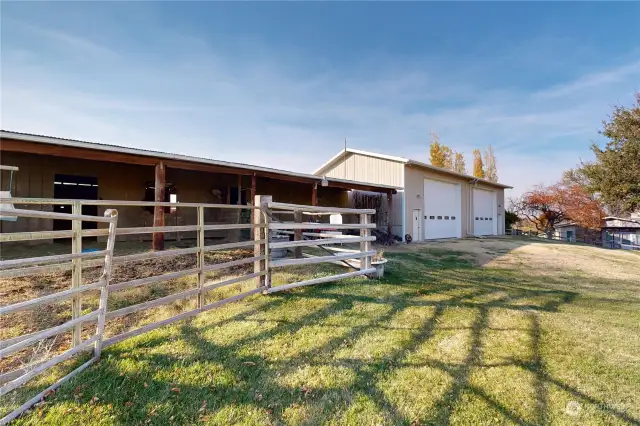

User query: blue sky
[1,2,639,196]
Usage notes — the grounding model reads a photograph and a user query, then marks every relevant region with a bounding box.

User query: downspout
[401,166,406,242]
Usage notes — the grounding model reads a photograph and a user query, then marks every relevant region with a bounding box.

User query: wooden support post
[237,175,242,206]
[71,201,82,347]
[254,195,271,289]
[360,213,372,273]
[387,191,393,235]
[311,182,318,206]
[152,162,165,251]
[197,206,205,309]
[226,185,231,205]
[294,210,302,258]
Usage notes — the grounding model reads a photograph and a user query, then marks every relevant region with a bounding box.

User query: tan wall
[322,152,404,187]
[0,152,350,238]
[403,165,505,240]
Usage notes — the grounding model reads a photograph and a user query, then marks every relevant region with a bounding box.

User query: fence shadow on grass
[14,249,640,425]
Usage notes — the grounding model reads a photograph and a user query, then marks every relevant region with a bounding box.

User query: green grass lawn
[4,242,640,425]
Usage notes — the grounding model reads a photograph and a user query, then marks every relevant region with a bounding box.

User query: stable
[314,148,512,241]
[0,131,398,245]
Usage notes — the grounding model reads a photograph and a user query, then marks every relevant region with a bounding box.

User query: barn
[0,131,398,240]
[314,148,512,242]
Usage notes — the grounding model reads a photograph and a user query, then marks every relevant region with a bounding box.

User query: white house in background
[314,148,513,242]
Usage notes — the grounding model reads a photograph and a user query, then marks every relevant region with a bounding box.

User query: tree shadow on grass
[13,249,640,426]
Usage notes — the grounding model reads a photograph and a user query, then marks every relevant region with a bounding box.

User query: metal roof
[0,130,401,191]
[314,147,513,189]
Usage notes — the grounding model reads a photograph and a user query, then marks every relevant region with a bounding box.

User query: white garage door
[424,179,462,239]
[473,188,496,235]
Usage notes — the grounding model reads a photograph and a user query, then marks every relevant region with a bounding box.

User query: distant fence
[506,228,603,246]
[506,227,640,250]
[0,196,376,423]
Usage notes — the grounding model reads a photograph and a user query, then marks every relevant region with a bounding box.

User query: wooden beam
[152,162,165,251]
[226,185,231,205]
[237,175,242,205]
[311,182,318,206]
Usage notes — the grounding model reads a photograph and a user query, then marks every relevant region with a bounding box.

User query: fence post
[294,209,302,259]
[254,195,272,289]
[360,213,371,273]
[94,209,118,359]
[197,206,205,309]
[71,201,82,347]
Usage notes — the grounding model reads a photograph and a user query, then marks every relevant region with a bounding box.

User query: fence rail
[0,207,117,425]
[0,196,377,423]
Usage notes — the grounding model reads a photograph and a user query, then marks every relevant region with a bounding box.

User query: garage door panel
[473,189,495,235]
[424,179,461,239]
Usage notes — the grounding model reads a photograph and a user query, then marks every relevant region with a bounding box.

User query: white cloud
[1,13,638,199]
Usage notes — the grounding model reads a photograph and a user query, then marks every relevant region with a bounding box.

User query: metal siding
[323,153,403,187]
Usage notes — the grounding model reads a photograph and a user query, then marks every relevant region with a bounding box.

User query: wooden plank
[0,229,74,242]
[203,255,264,273]
[0,310,101,357]
[269,222,376,230]
[0,335,98,397]
[203,223,263,231]
[105,288,199,320]
[0,281,104,315]
[0,262,74,278]
[270,250,376,268]
[117,225,199,235]
[270,236,375,249]
[301,253,360,269]
[112,247,200,265]
[322,246,360,254]
[0,250,107,270]
[269,202,375,215]
[203,271,265,292]
[0,207,113,222]
[152,162,165,251]
[266,268,375,293]
[108,268,200,292]
[5,198,261,210]
[202,239,266,252]
[276,231,361,238]
[0,358,97,425]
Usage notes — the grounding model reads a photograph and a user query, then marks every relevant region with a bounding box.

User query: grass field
[3,238,640,425]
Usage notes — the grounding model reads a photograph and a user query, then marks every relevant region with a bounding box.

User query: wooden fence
[0,196,376,423]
